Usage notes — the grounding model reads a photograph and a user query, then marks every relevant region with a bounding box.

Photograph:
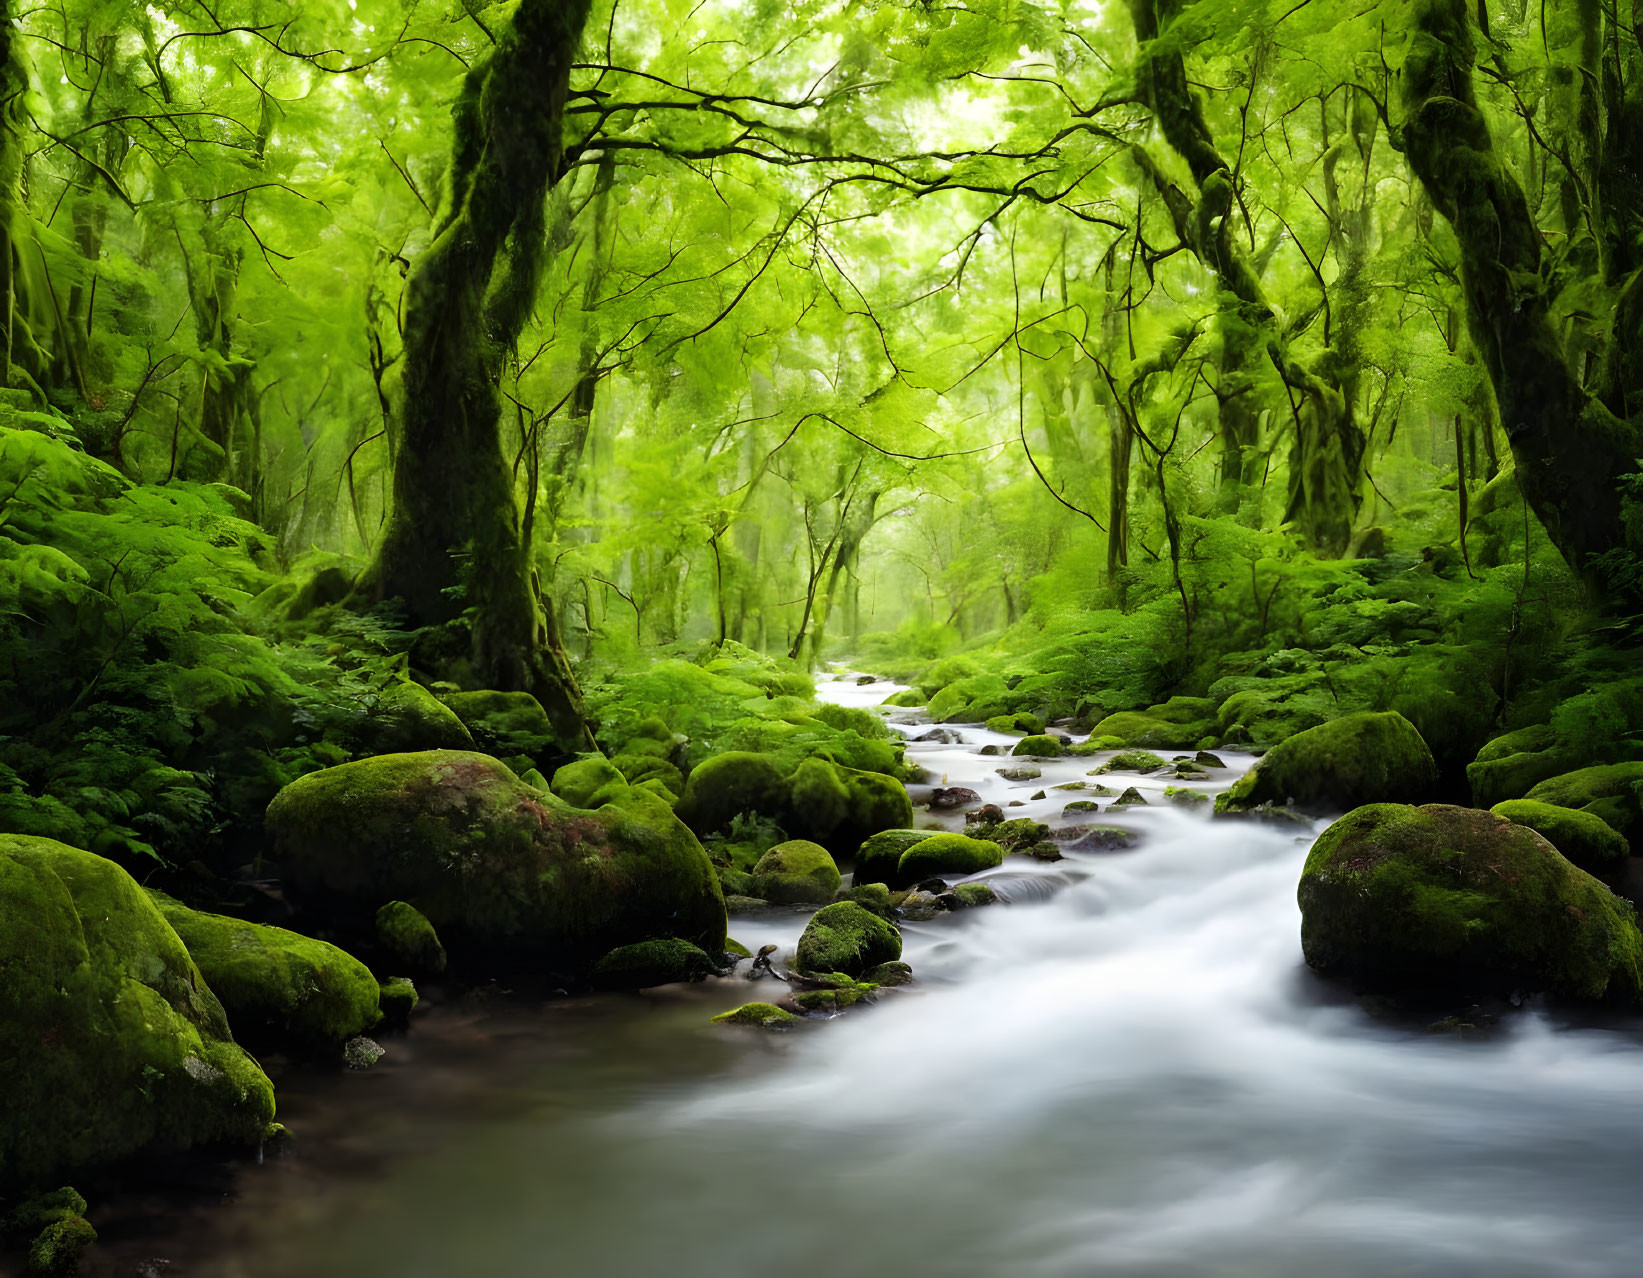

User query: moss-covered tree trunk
[358,0,595,749]
[1397,0,1640,573]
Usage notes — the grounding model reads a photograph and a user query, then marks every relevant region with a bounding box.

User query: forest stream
[63,675,1643,1278]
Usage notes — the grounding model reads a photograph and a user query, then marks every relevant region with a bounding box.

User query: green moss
[785,755,851,835]
[355,682,475,755]
[152,894,382,1050]
[1012,734,1064,758]
[4,1189,86,1238]
[552,755,627,808]
[896,833,1004,884]
[265,750,727,967]
[881,689,925,707]
[1164,786,1211,808]
[929,674,1009,723]
[675,751,789,835]
[966,817,1051,852]
[440,690,561,760]
[592,937,718,988]
[0,835,275,1188]
[1094,750,1167,773]
[1091,696,1216,749]
[916,656,983,698]
[792,975,878,1012]
[751,839,841,904]
[861,960,913,986]
[710,1002,800,1028]
[724,937,753,958]
[374,900,447,974]
[612,753,685,796]
[1524,763,1643,848]
[1216,712,1437,816]
[26,1215,96,1277]
[951,882,999,907]
[813,702,890,740]
[377,977,418,1026]
[829,764,915,849]
[1068,735,1127,755]
[795,902,902,976]
[1298,804,1643,1002]
[987,712,1044,735]
[1063,800,1100,814]
[1489,800,1631,871]
[853,828,935,886]
[1467,726,1572,808]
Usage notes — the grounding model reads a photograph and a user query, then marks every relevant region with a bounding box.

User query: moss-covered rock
[612,753,684,797]
[1524,763,1643,849]
[1090,697,1216,749]
[862,960,914,986]
[1012,734,1064,758]
[4,1188,86,1239]
[377,977,418,1026]
[881,689,924,708]
[795,902,902,976]
[827,764,915,848]
[1298,804,1643,1002]
[895,833,1004,885]
[0,835,275,1187]
[1466,725,1570,808]
[1489,800,1631,872]
[986,712,1044,735]
[949,882,999,907]
[750,839,841,904]
[374,900,447,974]
[265,751,727,968]
[1093,750,1166,774]
[675,751,789,835]
[711,1002,800,1028]
[592,938,719,988]
[1164,786,1210,809]
[151,895,382,1050]
[551,755,627,809]
[26,1215,96,1277]
[355,681,475,756]
[1215,712,1437,816]
[440,690,561,760]
[853,828,935,886]
[928,674,1010,723]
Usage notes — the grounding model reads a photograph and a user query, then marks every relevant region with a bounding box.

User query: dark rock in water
[593,938,719,988]
[1195,751,1227,768]
[1112,787,1148,806]
[1070,827,1139,852]
[914,728,962,745]
[343,1036,384,1070]
[1023,840,1065,861]
[967,803,1006,825]
[854,829,938,886]
[724,894,773,914]
[1030,790,1047,800]
[929,786,982,809]
[1063,800,1101,815]
[862,960,914,986]
[912,876,951,893]
[1008,801,1025,807]
[856,675,879,685]
[1171,766,1210,781]
[795,902,902,976]
[377,977,418,1027]
[997,766,1042,781]
[1299,803,1643,1003]
[1216,712,1438,816]
[947,882,998,908]
[897,890,949,921]
[979,744,1006,756]
[375,900,448,975]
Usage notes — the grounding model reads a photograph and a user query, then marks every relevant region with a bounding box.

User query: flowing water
[77,675,1643,1277]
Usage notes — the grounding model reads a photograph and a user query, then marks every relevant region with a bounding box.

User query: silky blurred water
[81,674,1643,1278]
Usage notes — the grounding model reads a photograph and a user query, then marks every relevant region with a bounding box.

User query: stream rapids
[77,674,1643,1278]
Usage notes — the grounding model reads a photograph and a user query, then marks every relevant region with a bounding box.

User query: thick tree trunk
[1397,0,1640,573]
[358,0,595,748]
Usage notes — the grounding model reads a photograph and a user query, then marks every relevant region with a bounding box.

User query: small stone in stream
[997,766,1042,781]
[912,876,951,893]
[949,883,998,908]
[343,1036,384,1070]
[724,894,773,913]
[915,728,958,744]
[1172,766,1210,781]
[844,882,895,914]
[967,803,1006,825]
[1093,750,1167,774]
[1063,800,1101,814]
[862,961,914,986]
[1112,787,1148,806]
[929,785,982,809]
[979,744,1006,756]
[1030,790,1047,800]
[711,1002,800,1028]
[898,890,949,920]
[1052,824,1097,841]
[377,977,418,1027]
[1165,786,1211,808]
[856,675,878,685]
[1196,751,1226,768]
[1053,782,1086,792]
[1008,800,1026,807]
[1023,840,1065,861]
[1070,826,1139,852]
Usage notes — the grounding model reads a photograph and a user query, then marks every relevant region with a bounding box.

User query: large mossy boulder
[893,832,1003,886]
[354,681,475,756]
[1489,800,1631,873]
[1466,725,1571,809]
[1215,712,1437,816]
[1524,763,1643,850]
[795,902,902,977]
[1297,804,1643,1003]
[1090,696,1216,750]
[551,755,627,809]
[0,836,275,1187]
[751,840,841,904]
[152,895,381,1050]
[592,938,719,988]
[789,760,913,851]
[265,751,727,967]
[853,828,936,886]
[675,751,789,835]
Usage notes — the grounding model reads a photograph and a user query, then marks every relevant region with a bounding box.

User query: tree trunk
[357,0,595,748]
[1397,0,1640,573]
